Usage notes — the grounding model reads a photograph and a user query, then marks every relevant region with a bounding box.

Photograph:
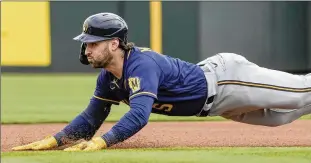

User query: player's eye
[87,42,97,48]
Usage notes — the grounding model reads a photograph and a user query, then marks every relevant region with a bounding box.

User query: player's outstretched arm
[63,53,161,151]
[63,95,154,151]
[12,98,112,151]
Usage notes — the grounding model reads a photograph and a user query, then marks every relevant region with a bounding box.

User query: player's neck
[105,52,124,79]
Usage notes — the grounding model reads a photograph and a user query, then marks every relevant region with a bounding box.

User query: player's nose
[85,47,92,57]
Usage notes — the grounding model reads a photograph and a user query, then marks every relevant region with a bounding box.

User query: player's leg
[221,105,311,127]
[201,53,311,119]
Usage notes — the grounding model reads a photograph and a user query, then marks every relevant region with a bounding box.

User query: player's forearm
[101,96,154,147]
[101,109,149,146]
[54,98,111,146]
[54,113,94,146]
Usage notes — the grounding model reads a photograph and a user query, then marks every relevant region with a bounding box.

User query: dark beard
[102,54,113,68]
[92,49,113,68]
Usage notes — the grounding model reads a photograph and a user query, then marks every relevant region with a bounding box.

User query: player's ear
[109,38,119,51]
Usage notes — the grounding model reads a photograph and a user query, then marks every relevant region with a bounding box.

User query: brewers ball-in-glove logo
[83,23,88,33]
[128,77,141,93]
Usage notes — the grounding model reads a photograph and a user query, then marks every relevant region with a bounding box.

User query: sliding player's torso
[94,47,208,116]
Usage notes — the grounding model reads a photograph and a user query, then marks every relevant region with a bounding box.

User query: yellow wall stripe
[150,1,162,54]
[218,80,311,92]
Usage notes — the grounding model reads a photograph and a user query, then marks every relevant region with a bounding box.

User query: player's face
[85,41,113,68]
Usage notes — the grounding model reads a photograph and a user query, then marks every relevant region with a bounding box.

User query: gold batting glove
[63,141,88,152]
[12,136,58,151]
[64,137,107,152]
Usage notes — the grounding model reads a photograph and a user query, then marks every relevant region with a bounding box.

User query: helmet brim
[73,33,110,43]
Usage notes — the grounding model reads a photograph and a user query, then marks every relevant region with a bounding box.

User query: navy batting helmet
[73,12,128,44]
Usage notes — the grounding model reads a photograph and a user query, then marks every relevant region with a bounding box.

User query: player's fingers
[12,142,39,151]
[31,136,58,150]
[83,147,96,151]
[12,145,31,151]
[83,137,107,151]
[83,142,98,151]
[64,142,88,152]
[13,136,58,151]
[31,143,51,150]
[64,145,87,151]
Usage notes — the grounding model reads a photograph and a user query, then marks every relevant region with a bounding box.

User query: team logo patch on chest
[128,77,141,93]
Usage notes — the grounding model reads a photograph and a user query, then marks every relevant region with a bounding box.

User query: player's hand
[64,137,107,151]
[12,136,58,151]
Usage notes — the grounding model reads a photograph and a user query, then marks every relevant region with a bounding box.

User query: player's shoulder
[124,46,163,75]
[128,46,160,59]
[126,46,160,67]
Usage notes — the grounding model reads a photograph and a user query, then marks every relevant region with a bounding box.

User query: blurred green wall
[199,1,309,72]
[162,2,199,63]
[2,1,199,72]
[2,1,310,73]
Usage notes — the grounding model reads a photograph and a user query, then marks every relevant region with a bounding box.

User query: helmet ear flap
[123,31,128,44]
[79,43,90,65]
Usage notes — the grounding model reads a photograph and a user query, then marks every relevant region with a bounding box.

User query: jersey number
[152,103,173,112]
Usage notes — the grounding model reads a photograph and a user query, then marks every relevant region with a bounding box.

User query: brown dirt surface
[1,120,311,152]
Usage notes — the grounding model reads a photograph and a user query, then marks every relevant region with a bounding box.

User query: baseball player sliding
[12,12,311,151]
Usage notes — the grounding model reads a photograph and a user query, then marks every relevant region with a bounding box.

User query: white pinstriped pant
[198,53,311,127]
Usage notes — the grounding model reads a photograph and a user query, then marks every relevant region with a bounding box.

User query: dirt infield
[2,120,311,152]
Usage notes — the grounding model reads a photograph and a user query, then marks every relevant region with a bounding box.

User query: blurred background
[2,1,311,73]
[1,1,311,123]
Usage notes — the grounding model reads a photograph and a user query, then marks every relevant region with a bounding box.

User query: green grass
[2,147,311,163]
[1,73,311,124]
[1,73,225,124]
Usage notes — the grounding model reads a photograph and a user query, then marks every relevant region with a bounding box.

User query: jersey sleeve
[127,58,162,100]
[93,70,120,105]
